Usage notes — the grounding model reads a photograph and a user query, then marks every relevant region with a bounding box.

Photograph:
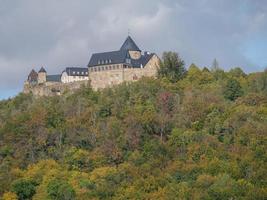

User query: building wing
[64,67,88,76]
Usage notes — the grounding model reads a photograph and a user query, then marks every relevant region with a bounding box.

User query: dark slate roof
[88,50,129,67]
[120,36,141,51]
[88,51,155,68]
[46,75,61,82]
[131,53,154,67]
[28,69,38,82]
[88,36,155,68]
[39,67,46,73]
[63,67,88,76]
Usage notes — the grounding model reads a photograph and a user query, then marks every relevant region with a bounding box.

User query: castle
[23,36,160,96]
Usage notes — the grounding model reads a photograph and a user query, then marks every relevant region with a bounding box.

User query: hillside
[0,63,267,199]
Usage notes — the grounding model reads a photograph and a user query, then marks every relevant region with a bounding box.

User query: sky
[0,0,267,100]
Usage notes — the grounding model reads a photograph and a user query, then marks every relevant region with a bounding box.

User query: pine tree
[223,79,243,101]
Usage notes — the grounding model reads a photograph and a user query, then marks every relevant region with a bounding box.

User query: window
[77,72,80,75]
[126,58,131,64]
[109,59,112,63]
[98,60,100,65]
[82,72,84,75]
[73,71,76,75]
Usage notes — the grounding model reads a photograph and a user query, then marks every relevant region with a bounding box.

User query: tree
[47,179,76,200]
[223,79,243,101]
[229,67,246,78]
[2,192,18,200]
[158,52,186,82]
[11,179,37,200]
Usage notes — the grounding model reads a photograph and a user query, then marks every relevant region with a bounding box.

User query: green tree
[223,79,243,101]
[229,67,246,78]
[11,179,37,200]
[158,51,186,82]
[47,179,76,200]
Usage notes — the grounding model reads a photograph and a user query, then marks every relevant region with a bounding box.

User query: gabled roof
[120,36,141,52]
[29,69,38,76]
[46,75,61,82]
[28,69,38,82]
[87,36,156,68]
[131,53,155,67]
[39,67,46,73]
[63,67,88,76]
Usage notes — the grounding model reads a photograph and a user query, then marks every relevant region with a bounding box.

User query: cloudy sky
[0,0,267,99]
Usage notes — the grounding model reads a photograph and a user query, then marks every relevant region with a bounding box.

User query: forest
[0,52,266,199]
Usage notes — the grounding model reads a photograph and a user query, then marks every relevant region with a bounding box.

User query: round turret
[38,67,47,84]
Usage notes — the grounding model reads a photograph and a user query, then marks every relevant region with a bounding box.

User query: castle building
[87,36,160,89]
[37,67,47,84]
[61,67,89,83]
[24,66,89,96]
[24,35,160,96]
[26,67,61,86]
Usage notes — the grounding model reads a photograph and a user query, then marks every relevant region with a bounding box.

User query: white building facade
[61,67,89,83]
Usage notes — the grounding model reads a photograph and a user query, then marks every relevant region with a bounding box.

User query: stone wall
[23,80,89,97]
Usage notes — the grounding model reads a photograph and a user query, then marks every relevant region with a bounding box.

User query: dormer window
[73,71,76,75]
[109,59,112,63]
[77,72,80,75]
[98,60,100,65]
[126,58,131,64]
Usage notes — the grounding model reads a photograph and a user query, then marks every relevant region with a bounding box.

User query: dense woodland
[0,52,266,199]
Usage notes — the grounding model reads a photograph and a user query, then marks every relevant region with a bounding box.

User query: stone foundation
[23,80,89,96]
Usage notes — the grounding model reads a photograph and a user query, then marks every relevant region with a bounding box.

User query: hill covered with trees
[0,53,266,199]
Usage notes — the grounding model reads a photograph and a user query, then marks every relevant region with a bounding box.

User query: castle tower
[120,36,141,60]
[27,69,38,85]
[38,67,47,84]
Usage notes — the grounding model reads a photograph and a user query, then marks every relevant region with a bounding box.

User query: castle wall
[38,72,46,84]
[23,80,89,96]
[89,64,124,90]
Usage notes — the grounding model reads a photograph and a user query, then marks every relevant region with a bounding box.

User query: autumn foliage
[0,59,266,199]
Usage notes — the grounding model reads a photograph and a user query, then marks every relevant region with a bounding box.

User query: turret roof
[120,36,141,52]
[39,67,46,73]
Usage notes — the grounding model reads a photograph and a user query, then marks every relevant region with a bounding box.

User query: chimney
[144,51,150,56]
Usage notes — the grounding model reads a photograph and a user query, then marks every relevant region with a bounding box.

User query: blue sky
[0,0,267,100]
